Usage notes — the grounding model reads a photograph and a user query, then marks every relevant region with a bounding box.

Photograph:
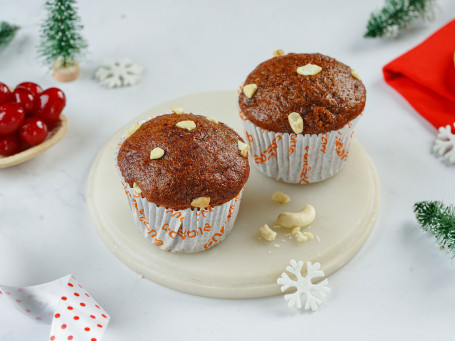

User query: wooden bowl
[0,114,69,169]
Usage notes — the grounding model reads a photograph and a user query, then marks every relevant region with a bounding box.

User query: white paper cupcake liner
[114,117,244,253]
[239,110,361,183]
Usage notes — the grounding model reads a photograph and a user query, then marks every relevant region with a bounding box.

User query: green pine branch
[38,0,88,68]
[0,21,19,47]
[414,201,455,257]
[365,0,436,38]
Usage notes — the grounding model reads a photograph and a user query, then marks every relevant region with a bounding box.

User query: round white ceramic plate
[86,90,380,299]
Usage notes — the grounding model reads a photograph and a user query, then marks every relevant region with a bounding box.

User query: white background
[1,0,455,340]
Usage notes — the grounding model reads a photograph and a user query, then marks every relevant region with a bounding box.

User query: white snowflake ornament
[95,57,144,88]
[433,123,455,165]
[277,259,330,311]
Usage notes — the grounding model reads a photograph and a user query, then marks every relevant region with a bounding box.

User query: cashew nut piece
[237,141,250,157]
[273,49,285,57]
[243,84,258,98]
[176,120,196,131]
[297,232,314,243]
[351,69,361,80]
[304,232,314,239]
[191,196,210,208]
[133,182,142,194]
[291,227,301,235]
[125,122,141,137]
[172,107,184,114]
[259,224,277,242]
[291,227,314,243]
[288,112,303,134]
[295,231,308,243]
[150,147,165,160]
[296,63,322,76]
[276,204,315,228]
[272,191,290,204]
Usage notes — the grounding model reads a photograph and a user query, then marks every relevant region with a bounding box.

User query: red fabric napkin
[383,19,455,129]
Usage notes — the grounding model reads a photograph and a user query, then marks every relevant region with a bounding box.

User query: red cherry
[0,83,12,106]
[0,103,25,136]
[13,87,36,115]
[19,117,48,146]
[16,82,43,98]
[35,88,66,124]
[0,135,21,156]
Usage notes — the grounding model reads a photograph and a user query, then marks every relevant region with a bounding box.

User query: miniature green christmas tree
[414,201,455,257]
[365,0,436,38]
[0,21,19,48]
[38,0,88,81]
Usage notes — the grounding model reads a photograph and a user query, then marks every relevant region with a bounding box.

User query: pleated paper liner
[239,109,361,184]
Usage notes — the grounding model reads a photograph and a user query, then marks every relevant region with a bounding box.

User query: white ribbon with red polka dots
[0,274,110,341]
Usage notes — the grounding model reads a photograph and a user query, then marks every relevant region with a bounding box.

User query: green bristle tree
[0,21,19,48]
[38,0,87,68]
[414,201,455,257]
[365,0,436,38]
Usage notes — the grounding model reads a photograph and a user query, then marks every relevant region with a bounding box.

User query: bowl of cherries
[0,82,68,169]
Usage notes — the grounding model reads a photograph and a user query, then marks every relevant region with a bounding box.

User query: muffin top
[117,113,250,210]
[238,53,366,134]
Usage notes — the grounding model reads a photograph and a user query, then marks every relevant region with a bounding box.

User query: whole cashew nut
[276,205,316,228]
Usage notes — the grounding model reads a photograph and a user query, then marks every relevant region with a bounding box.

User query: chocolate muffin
[115,112,250,253]
[239,53,366,135]
[117,113,249,210]
[238,51,366,184]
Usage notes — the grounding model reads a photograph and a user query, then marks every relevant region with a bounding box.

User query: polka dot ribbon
[0,274,110,341]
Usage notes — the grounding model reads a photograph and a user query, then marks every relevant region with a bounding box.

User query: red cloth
[383,19,455,129]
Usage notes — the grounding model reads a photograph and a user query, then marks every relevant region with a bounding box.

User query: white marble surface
[0,0,454,340]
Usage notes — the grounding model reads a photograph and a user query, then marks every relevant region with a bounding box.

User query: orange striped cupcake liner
[239,108,361,184]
